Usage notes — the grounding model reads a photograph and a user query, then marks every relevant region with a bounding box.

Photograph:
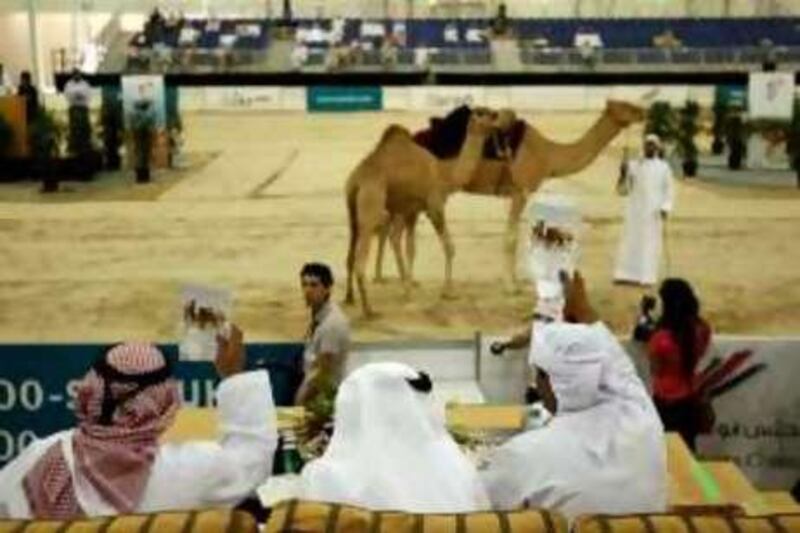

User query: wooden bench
[703,460,768,515]
[761,491,800,514]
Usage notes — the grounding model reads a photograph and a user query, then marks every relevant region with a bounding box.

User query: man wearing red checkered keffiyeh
[0,331,278,520]
[24,343,180,519]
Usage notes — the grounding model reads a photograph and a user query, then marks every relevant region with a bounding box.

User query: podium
[0,95,29,158]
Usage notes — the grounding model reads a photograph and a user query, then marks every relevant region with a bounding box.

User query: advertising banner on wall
[121,75,167,128]
[307,86,383,112]
[0,343,303,468]
[749,72,795,120]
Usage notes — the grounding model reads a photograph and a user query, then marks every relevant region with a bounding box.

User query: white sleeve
[660,163,675,213]
[142,371,278,511]
[0,433,67,519]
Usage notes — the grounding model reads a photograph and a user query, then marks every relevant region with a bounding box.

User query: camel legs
[373,222,390,283]
[504,191,527,293]
[426,208,456,299]
[352,188,389,318]
[388,218,412,299]
[404,213,419,286]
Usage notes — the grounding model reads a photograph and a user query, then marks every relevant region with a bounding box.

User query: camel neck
[447,130,488,189]
[534,112,626,178]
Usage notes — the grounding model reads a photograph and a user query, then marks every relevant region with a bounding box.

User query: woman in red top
[647,278,711,451]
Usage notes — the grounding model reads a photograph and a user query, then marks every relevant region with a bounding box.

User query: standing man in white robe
[0,326,278,519]
[482,273,667,521]
[300,362,490,513]
[614,134,675,286]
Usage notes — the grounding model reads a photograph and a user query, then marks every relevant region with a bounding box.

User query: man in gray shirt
[295,262,351,406]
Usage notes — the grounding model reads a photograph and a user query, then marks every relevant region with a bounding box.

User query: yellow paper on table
[161,407,307,443]
[162,405,525,444]
[446,404,526,431]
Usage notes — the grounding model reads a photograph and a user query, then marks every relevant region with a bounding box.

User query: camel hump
[379,124,411,143]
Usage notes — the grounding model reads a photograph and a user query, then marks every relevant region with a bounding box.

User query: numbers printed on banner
[0,379,45,412]
[0,430,38,463]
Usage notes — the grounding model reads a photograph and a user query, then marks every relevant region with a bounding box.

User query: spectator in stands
[144,8,166,45]
[490,2,511,38]
[444,21,460,44]
[653,29,683,50]
[380,34,399,68]
[574,26,603,66]
[300,362,490,512]
[282,0,293,22]
[759,38,777,72]
[647,278,711,451]
[17,71,39,124]
[614,134,674,286]
[294,263,351,407]
[0,327,279,519]
[482,272,667,521]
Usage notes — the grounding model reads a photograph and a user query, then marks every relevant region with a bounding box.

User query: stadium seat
[265,500,569,533]
[574,513,800,532]
[0,509,257,533]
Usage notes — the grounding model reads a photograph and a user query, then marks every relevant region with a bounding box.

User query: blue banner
[306,86,383,112]
[0,343,304,467]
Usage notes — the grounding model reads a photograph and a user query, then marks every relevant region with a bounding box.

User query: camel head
[468,107,502,137]
[494,108,518,133]
[605,100,645,126]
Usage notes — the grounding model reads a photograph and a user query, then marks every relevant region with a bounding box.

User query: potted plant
[711,98,726,155]
[676,100,700,177]
[786,99,800,188]
[30,109,64,193]
[100,87,123,171]
[646,101,677,146]
[725,106,746,170]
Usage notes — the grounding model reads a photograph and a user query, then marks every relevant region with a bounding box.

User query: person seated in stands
[574,26,603,65]
[490,2,512,38]
[380,34,399,67]
[482,272,667,521]
[291,41,309,70]
[0,327,279,519]
[300,362,490,512]
[144,8,166,45]
[444,21,460,44]
[307,21,327,45]
[759,38,777,72]
[653,29,682,50]
[330,16,346,45]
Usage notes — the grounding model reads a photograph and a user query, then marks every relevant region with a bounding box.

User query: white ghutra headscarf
[300,362,490,513]
[485,321,667,519]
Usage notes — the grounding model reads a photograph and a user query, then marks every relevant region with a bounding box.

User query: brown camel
[345,109,498,318]
[374,100,644,290]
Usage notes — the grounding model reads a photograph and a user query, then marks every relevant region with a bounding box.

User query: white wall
[177,85,715,113]
[0,12,110,89]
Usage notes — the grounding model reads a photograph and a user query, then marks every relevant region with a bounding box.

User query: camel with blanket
[373,100,645,292]
[344,107,498,318]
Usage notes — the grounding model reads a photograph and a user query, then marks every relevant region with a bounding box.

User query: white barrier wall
[177,85,716,113]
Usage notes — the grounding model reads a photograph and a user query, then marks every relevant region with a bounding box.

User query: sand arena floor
[1,110,799,343]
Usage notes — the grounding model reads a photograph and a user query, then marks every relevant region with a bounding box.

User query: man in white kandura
[300,362,490,513]
[0,326,278,519]
[482,273,667,521]
[614,133,675,286]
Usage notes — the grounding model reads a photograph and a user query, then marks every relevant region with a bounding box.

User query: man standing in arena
[295,262,351,406]
[614,134,674,286]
